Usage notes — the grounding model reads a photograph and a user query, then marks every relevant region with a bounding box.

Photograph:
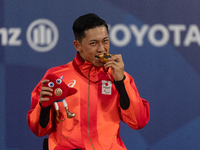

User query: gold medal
[54,88,63,96]
[100,53,113,63]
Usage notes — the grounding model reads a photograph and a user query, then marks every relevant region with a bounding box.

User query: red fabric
[41,73,77,107]
[27,52,150,150]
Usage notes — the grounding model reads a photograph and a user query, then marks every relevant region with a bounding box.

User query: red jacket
[27,53,150,150]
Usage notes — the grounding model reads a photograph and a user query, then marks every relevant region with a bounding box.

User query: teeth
[96,53,106,59]
[99,54,104,57]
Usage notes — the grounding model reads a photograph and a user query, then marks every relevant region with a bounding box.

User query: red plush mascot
[41,73,77,121]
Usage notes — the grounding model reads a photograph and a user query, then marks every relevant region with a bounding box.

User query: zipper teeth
[88,67,95,150]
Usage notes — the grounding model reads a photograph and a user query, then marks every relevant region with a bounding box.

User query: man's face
[74,26,110,68]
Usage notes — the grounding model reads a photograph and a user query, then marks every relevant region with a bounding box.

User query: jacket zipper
[88,67,95,150]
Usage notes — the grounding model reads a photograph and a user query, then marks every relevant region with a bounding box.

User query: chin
[94,63,104,68]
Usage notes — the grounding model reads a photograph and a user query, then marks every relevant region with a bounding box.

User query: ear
[73,40,82,52]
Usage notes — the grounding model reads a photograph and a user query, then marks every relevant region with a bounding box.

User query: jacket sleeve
[27,72,54,137]
[115,72,150,130]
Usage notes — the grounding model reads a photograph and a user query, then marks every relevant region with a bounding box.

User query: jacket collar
[72,52,114,83]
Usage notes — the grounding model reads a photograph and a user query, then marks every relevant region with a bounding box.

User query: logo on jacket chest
[102,80,112,95]
[67,79,76,87]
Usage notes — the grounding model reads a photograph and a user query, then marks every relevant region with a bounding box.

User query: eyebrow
[103,37,109,40]
[89,37,109,42]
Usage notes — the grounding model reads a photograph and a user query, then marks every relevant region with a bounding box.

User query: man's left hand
[104,54,124,81]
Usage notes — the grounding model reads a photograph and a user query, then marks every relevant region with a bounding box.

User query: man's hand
[39,79,53,105]
[104,54,124,81]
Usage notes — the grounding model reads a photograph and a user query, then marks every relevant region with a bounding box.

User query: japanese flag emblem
[102,80,112,95]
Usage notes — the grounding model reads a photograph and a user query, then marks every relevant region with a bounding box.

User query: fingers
[104,54,124,69]
[108,54,122,62]
[40,79,53,103]
[40,87,53,96]
[39,97,50,102]
[104,54,125,81]
[41,79,50,87]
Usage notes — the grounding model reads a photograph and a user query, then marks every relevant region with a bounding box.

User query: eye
[90,42,97,45]
[103,38,109,43]
[56,79,62,84]
[48,82,54,87]
[103,39,108,43]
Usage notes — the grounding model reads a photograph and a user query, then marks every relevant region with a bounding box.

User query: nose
[97,42,106,53]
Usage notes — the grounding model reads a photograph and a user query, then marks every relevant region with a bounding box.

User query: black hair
[72,13,108,42]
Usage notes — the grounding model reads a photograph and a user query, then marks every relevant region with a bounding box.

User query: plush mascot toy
[41,73,77,121]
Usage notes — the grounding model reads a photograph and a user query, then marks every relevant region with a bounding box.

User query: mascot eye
[56,79,62,84]
[48,82,54,87]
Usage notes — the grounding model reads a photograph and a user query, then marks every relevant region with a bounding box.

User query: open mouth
[95,56,100,59]
[95,53,105,59]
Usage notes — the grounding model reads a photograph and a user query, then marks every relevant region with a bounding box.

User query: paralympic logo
[26,19,59,52]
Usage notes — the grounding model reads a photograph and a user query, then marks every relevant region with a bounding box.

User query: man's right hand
[39,79,53,105]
